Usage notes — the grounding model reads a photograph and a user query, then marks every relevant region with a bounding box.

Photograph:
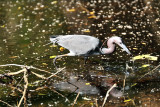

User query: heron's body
[50,35,102,56]
[50,35,131,67]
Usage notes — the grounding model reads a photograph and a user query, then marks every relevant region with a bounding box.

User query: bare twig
[123,75,126,93]
[95,98,98,107]
[30,66,51,74]
[0,99,13,107]
[47,67,65,79]
[0,64,67,106]
[102,83,117,107]
[7,68,26,76]
[139,64,160,80]
[0,64,26,67]
[31,71,47,79]
[35,86,47,91]
[49,87,69,102]
[10,85,23,93]
[0,64,51,74]
[72,92,80,107]
[18,68,28,107]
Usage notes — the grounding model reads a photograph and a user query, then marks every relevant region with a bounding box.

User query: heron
[50,35,131,67]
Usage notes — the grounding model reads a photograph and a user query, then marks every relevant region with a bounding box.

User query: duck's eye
[119,42,122,44]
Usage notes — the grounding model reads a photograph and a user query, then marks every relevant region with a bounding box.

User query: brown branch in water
[0,64,51,74]
[10,85,23,93]
[18,68,28,107]
[30,66,52,74]
[33,85,69,103]
[72,92,80,107]
[102,83,117,107]
[139,64,160,80]
[49,87,70,102]
[0,64,67,106]
[95,98,98,107]
[31,71,47,79]
[0,64,64,80]
[35,86,48,91]
[0,64,26,67]
[76,1,97,19]
[123,75,126,93]
[47,67,65,80]
[7,69,26,76]
[0,99,13,107]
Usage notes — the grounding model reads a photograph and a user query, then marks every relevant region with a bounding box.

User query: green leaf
[141,64,150,68]
[131,83,137,87]
[132,54,158,61]
[124,99,132,102]
[50,55,57,59]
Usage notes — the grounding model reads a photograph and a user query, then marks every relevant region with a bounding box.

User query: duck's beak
[119,43,131,55]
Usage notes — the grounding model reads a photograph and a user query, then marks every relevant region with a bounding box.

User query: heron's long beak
[119,43,131,55]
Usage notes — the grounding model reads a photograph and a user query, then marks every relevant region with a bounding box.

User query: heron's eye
[119,42,122,44]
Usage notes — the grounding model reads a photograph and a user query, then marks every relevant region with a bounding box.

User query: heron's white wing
[57,35,100,55]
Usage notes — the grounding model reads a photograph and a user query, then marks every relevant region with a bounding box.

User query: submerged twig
[31,71,47,79]
[18,68,28,107]
[35,86,47,91]
[10,85,23,93]
[7,68,26,76]
[30,66,51,74]
[72,92,80,107]
[0,64,51,74]
[0,100,13,107]
[47,67,65,79]
[102,83,117,107]
[95,98,98,107]
[0,64,67,106]
[49,87,70,102]
[0,64,26,68]
[123,75,126,93]
[139,64,160,80]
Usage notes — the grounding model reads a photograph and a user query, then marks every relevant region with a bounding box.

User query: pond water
[0,0,159,107]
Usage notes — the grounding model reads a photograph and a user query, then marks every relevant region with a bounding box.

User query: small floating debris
[132,54,158,61]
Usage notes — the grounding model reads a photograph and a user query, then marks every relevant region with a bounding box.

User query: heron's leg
[53,54,68,69]
[84,56,88,64]
[53,52,75,69]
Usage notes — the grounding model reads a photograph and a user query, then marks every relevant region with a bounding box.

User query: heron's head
[111,36,131,55]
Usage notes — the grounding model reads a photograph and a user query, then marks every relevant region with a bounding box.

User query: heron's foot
[84,56,88,64]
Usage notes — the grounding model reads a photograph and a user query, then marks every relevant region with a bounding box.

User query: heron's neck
[100,38,115,54]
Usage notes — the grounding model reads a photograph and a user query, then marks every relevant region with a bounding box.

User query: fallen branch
[47,67,65,79]
[102,83,117,107]
[0,64,51,74]
[7,68,26,76]
[0,64,67,106]
[95,98,98,107]
[0,99,13,107]
[10,85,23,93]
[18,68,28,107]
[49,87,69,102]
[139,64,160,80]
[123,75,126,93]
[31,71,47,79]
[0,64,63,80]
[35,86,48,91]
[72,92,80,107]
